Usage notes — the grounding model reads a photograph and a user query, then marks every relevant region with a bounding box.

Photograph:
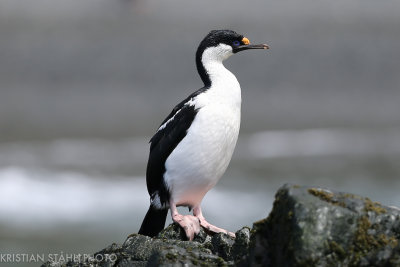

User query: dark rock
[211,232,235,261]
[147,245,226,267]
[41,184,400,267]
[232,227,251,265]
[248,184,400,267]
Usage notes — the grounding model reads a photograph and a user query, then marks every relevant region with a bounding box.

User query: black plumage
[138,206,168,237]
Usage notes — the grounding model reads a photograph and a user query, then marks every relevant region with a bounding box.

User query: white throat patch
[201,44,233,67]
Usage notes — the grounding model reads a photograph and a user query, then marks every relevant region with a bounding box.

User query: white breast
[164,53,241,207]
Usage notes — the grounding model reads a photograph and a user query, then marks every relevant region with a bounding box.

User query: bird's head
[197,30,269,62]
[196,30,269,86]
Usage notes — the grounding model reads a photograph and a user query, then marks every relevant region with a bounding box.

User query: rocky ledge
[42,184,400,267]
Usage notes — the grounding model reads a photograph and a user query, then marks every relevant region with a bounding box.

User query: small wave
[0,166,148,226]
[244,128,400,159]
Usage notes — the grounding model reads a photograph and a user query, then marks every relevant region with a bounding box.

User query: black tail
[138,205,168,237]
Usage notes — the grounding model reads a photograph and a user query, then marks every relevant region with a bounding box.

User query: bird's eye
[232,40,241,47]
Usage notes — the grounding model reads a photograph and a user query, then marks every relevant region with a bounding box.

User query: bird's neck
[206,60,238,86]
[197,57,241,108]
[196,46,238,88]
[197,57,239,89]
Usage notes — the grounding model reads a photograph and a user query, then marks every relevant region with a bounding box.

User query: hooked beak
[233,43,270,53]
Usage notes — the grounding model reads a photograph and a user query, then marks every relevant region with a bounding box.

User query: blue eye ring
[232,40,241,47]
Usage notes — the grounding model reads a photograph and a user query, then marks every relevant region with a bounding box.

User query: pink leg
[170,201,201,241]
[193,206,235,238]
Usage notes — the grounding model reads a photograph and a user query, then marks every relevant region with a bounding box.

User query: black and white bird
[138,30,269,240]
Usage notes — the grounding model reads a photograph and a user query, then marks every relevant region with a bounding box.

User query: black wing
[146,88,207,206]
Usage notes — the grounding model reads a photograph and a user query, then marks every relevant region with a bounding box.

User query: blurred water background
[1,0,400,265]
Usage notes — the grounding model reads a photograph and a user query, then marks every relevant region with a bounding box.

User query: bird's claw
[198,217,235,238]
[172,214,201,241]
